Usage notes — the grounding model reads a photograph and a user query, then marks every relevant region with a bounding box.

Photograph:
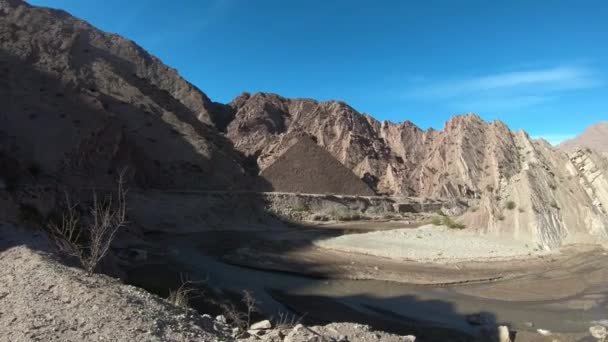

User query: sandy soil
[315,224,553,263]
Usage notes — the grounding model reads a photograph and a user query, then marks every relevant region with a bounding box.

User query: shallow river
[129,230,608,338]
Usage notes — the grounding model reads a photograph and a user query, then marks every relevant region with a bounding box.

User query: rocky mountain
[1,0,607,249]
[225,92,608,248]
[0,0,251,190]
[559,122,608,154]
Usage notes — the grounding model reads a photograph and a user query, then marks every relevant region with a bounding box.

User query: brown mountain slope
[259,135,375,195]
[0,0,251,190]
[226,92,608,248]
[559,122,608,153]
[227,92,522,197]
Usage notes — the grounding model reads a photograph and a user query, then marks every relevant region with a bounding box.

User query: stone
[250,319,272,330]
[248,329,266,336]
[215,315,226,324]
[537,329,552,336]
[589,325,607,340]
[497,326,511,342]
[403,335,416,342]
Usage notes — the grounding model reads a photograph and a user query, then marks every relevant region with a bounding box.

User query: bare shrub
[49,170,128,275]
[168,275,203,310]
[215,290,259,337]
[275,311,304,330]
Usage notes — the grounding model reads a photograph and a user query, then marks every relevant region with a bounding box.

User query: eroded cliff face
[0,0,251,189]
[226,92,608,249]
[227,92,522,198]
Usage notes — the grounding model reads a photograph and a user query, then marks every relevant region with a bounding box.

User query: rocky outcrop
[1,0,608,250]
[227,93,523,198]
[559,122,608,153]
[226,93,608,249]
[0,0,251,190]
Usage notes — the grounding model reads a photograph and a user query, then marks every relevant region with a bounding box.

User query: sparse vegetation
[49,169,128,275]
[434,209,446,216]
[215,290,259,337]
[506,201,517,210]
[290,203,310,213]
[167,276,201,310]
[431,215,465,229]
[275,311,304,330]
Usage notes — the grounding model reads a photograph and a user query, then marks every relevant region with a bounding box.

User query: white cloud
[407,65,602,100]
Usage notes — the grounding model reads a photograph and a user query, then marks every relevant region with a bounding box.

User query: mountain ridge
[1,0,607,249]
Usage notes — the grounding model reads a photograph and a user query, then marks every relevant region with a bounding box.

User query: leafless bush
[214,290,259,337]
[275,311,304,330]
[168,274,204,310]
[49,169,128,275]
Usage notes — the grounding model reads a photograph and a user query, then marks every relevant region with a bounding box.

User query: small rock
[403,335,416,342]
[590,325,607,340]
[497,326,511,342]
[537,329,552,336]
[215,315,226,324]
[250,319,272,330]
[248,329,266,336]
[337,334,348,342]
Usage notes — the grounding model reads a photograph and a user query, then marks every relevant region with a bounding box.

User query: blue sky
[29,0,608,144]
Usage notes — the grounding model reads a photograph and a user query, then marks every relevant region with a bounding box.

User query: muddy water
[131,230,608,337]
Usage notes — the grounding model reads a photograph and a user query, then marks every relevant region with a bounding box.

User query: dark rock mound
[260,137,375,196]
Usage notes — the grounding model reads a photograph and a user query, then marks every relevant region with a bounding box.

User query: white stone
[589,325,607,340]
[250,319,272,330]
[537,329,552,336]
[497,326,511,342]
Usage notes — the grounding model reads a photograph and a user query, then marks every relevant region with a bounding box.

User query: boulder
[250,319,272,330]
[589,325,607,340]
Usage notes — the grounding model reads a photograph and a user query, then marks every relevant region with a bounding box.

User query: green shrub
[443,217,466,229]
[290,203,310,213]
[431,216,465,229]
[434,209,446,216]
[506,201,516,210]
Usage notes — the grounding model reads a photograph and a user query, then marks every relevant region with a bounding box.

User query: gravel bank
[315,225,553,263]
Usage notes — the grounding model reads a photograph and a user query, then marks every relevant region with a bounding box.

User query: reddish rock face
[225,92,522,198]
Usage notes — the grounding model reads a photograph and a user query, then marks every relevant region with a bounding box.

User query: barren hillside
[226,92,608,248]
[0,0,607,251]
[559,122,608,153]
[0,0,252,190]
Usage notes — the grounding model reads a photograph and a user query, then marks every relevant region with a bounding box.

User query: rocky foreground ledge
[0,226,417,342]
